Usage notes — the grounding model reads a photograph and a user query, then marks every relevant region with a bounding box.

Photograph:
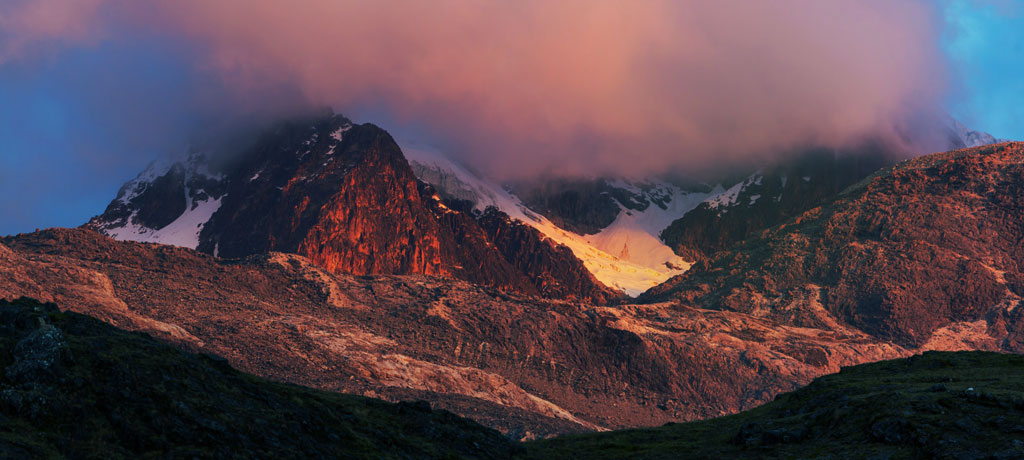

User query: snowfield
[97,152,224,250]
[401,141,712,296]
[106,196,223,249]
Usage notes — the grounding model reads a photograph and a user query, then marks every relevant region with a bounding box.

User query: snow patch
[105,196,223,249]
[582,181,711,284]
[330,123,352,142]
[705,182,741,209]
[99,150,226,250]
[703,173,763,211]
[400,140,711,296]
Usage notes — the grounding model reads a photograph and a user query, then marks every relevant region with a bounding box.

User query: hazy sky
[0,0,1021,235]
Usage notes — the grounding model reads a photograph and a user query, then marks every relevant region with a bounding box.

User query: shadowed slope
[0,297,516,459]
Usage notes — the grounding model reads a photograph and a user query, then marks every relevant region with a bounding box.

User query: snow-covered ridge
[104,196,223,249]
[401,141,711,296]
[702,173,762,212]
[93,151,226,250]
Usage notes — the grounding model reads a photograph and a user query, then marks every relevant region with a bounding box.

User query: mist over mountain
[3,0,957,181]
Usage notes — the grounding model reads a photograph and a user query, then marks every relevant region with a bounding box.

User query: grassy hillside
[0,297,517,459]
[528,351,1024,459]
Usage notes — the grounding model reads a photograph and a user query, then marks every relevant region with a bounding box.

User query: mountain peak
[86,113,618,303]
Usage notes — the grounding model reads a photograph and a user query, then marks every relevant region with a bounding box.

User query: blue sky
[0,1,1022,236]
[943,0,1024,140]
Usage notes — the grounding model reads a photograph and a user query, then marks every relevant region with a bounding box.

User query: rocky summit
[86,112,618,304]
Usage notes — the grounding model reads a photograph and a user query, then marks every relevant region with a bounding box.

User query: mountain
[660,147,896,260]
[645,142,1024,349]
[28,113,1022,441]
[659,117,1008,261]
[7,136,1024,441]
[87,112,1004,299]
[402,142,716,295]
[948,116,1006,149]
[86,112,618,304]
[528,351,1024,459]
[0,297,516,459]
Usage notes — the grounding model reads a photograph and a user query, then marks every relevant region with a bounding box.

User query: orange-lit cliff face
[88,113,618,303]
[291,124,448,277]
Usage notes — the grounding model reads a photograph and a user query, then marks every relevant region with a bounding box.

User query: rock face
[646,142,1024,349]
[660,121,1007,261]
[660,148,897,260]
[86,112,618,304]
[476,207,617,302]
[403,143,711,295]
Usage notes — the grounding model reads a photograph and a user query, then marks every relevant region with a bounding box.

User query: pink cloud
[1,0,952,177]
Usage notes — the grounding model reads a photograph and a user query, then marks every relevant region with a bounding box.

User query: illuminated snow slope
[582,183,710,275]
[401,141,713,296]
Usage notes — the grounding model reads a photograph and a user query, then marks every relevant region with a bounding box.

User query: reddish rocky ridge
[87,113,619,305]
[645,142,1024,350]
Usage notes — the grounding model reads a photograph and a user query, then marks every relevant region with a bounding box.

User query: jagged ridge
[86,112,618,304]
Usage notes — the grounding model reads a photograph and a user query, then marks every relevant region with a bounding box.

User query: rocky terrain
[0,297,515,459]
[86,112,1006,301]
[506,177,709,236]
[659,118,1005,260]
[4,296,1021,459]
[0,227,908,439]
[529,351,1024,459]
[7,136,1023,443]
[87,112,618,304]
[645,142,1024,350]
[660,147,896,260]
[404,143,708,295]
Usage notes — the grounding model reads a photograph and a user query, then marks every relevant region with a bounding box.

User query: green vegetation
[0,297,516,459]
[527,352,1024,459]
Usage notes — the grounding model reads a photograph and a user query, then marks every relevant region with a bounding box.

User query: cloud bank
[2,0,951,178]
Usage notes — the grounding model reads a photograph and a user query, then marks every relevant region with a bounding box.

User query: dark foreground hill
[0,297,516,459]
[528,351,1024,460]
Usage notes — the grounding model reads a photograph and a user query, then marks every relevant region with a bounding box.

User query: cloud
[1,0,952,179]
